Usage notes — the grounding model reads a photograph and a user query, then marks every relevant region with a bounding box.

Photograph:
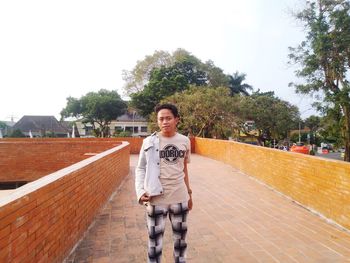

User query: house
[76,112,149,137]
[12,116,73,137]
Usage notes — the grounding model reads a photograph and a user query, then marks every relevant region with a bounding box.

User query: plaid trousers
[146,202,189,263]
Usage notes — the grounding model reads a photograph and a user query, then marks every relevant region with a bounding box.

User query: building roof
[13,116,69,134]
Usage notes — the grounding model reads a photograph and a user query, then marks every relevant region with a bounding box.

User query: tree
[0,121,7,130]
[304,115,321,144]
[150,86,239,139]
[9,129,25,138]
[289,0,350,161]
[130,60,207,117]
[318,106,344,147]
[305,115,321,132]
[123,48,230,96]
[227,71,253,96]
[200,60,230,88]
[238,91,300,145]
[122,50,172,95]
[61,89,127,137]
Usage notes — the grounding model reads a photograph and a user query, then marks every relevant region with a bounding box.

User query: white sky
[0,0,317,122]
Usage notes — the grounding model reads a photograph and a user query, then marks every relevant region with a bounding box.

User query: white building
[76,112,149,137]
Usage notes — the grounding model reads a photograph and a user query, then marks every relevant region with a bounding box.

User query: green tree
[289,0,350,161]
[305,115,321,144]
[318,106,344,147]
[9,129,25,138]
[227,71,253,96]
[305,115,321,132]
[130,60,207,117]
[238,91,300,145]
[122,50,172,95]
[200,60,230,88]
[0,121,7,130]
[123,49,229,96]
[151,86,239,139]
[61,89,127,137]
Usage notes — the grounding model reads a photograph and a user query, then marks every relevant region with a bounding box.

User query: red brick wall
[0,140,122,182]
[2,136,193,156]
[116,138,144,154]
[0,142,130,262]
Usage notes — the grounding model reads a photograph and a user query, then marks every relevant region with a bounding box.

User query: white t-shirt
[150,132,191,205]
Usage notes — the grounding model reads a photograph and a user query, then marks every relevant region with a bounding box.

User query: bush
[114,131,132,137]
[9,129,25,138]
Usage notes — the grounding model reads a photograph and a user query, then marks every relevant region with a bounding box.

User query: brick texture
[0,139,135,182]
[0,140,130,263]
[194,137,350,230]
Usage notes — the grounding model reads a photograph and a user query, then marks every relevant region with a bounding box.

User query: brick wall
[0,140,123,182]
[194,137,350,230]
[2,136,194,156]
[0,142,130,262]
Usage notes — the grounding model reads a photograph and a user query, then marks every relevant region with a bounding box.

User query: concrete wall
[0,141,130,262]
[194,137,350,230]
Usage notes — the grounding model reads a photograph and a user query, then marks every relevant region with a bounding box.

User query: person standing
[135,103,192,263]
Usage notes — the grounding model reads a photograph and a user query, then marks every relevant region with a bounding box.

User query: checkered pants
[146,202,189,263]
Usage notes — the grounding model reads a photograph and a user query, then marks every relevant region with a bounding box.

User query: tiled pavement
[66,154,350,263]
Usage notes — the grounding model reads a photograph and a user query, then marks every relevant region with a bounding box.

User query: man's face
[157,109,179,135]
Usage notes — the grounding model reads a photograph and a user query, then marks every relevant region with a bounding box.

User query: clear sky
[0,0,317,122]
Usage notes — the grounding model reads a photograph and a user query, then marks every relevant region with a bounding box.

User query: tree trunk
[343,104,350,162]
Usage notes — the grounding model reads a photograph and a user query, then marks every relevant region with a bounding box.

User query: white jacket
[135,132,163,204]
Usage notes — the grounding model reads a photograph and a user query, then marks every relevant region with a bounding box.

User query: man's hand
[188,196,193,211]
[140,193,150,202]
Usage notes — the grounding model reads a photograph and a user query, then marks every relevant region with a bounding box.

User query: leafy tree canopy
[130,60,208,117]
[289,0,350,161]
[148,86,239,139]
[122,50,173,95]
[318,105,344,147]
[304,115,321,132]
[228,71,253,96]
[61,89,127,137]
[238,91,300,145]
[127,49,255,120]
[123,48,230,96]
[0,121,7,129]
[10,129,25,138]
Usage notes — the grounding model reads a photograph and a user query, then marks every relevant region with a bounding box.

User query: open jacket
[135,132,163,204]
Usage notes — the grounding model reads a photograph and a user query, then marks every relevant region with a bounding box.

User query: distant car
[290,142,310,155]
[322,146,329,154]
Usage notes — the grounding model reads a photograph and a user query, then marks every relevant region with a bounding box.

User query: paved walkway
[66,154,350,263]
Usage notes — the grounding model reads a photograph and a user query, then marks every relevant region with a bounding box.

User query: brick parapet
[0,140,123,181]
[0,141,130,262]
[194,137,350,230]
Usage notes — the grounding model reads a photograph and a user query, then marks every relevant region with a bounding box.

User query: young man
[135,103,192,263]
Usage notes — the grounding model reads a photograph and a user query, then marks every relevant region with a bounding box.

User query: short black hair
[155,103,179,118]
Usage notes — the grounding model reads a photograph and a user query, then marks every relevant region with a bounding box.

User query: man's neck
[160,131,176,137]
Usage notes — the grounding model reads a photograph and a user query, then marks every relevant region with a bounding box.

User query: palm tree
[227,71,252,96]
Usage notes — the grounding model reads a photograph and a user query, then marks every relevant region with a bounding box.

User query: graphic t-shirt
[150,132,191,205]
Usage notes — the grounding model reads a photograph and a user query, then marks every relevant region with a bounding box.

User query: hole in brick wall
[0,181,29,190]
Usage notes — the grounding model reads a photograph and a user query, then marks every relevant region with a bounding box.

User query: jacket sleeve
[135,141,147,204]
